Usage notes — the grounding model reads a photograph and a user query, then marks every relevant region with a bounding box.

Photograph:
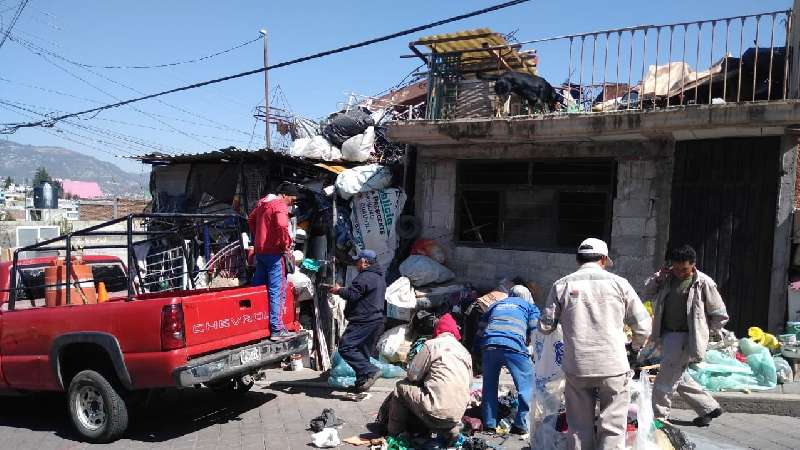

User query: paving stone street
[0,369,797,450]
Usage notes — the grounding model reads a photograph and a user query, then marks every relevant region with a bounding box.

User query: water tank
[33,182,58,209]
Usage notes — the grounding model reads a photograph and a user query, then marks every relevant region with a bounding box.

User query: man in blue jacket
[476,292,540,435]
[331,249,386,392]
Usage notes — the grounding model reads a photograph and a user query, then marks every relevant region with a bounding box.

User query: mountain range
[0,139,149,197]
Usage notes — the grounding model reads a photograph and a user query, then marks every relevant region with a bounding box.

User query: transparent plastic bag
[774,356,794,384]
[635,369,658,450]
[531,327,567,450]
[327,351,406,387]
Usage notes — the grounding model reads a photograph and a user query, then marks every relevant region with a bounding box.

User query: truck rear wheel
[67,370,129,443]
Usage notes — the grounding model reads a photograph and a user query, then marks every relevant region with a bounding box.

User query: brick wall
[78,199,148,221]
[413,139,674,301]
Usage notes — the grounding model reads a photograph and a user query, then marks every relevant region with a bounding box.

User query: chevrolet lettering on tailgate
[191,311,268,334]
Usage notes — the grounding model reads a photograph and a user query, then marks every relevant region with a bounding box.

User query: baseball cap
[276,182,301,197]
[577,237,613,266]
[353,249,378,264]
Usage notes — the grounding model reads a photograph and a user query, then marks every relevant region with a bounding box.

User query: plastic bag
[410,238,446,264]
[289,137,311,157]
[386,277,417,321]
[399,255,455,287]
[328,351,406,387]
[774,356,794,384]
[322,107,375,147]
[287,270,314,302]
[378,325,411,363]
[293,135,341,161]
[747,351,777,388]
[688,348,775,391]
[311,428,341,448]
[634,370,658,450]
[335,164,393,200]
[748,326,782,353]
[531,326,567,450]
[341,126,374,163]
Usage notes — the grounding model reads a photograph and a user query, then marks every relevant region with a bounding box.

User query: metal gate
[669,137,780,336]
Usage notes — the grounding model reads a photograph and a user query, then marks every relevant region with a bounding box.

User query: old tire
[67,370,129,443]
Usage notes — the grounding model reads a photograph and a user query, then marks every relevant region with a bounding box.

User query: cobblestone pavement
[0,372,797,450]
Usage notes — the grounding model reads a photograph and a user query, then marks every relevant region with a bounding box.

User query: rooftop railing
[419,9,796,120]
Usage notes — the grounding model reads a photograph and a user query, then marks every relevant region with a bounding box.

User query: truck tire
[67,370,129,443]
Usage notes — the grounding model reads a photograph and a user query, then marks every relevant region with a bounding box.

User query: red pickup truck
[0,245,308,442]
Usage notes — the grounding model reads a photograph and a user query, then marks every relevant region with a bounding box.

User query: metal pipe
[695,22,703,103]
[724,19,731,100]
[590,34,597,104]
[641,28,648,106]
[737,17,746,102]
[9,248,19,309]
[709,21,716,105]
[65,233,71,306]
[615,31,622,106]
[567,37,573,105]
[768,13,777,100]
[667,26,674,107]
[603,32,609,105]
[127,214,134,301]
[753,15,761,101]
[579,36,585,108]
[681,24,688,104]
[784,11,792,100]
[654,27,661,106]
[260,29,270,150]
[627,30,634,109]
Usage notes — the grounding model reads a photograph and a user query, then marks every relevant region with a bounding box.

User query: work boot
[355,370,382,392]
[510,425,528,436]
[692,408,722,427]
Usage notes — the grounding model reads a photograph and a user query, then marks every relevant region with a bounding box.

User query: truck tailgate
[181,287,269,351]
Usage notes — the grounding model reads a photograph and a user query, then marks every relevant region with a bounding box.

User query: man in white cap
[540,238,651,450]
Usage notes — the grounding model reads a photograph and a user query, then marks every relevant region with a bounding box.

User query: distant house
[61,180,103,199]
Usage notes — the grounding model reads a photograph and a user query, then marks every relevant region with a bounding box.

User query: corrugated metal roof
[412,28,537,75]
[128,147,354,172]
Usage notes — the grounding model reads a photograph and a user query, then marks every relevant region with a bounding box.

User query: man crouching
[382,314,472,443]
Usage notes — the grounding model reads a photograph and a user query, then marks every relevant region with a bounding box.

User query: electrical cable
[0,0,531,133]
[54,35,262,69]
[0,0,29,51]
[9,34,254,138]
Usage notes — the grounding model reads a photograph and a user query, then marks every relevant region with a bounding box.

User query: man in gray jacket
[644,244,728,426]
[540,238,651,450]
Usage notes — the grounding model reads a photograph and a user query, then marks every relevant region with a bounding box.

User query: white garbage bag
[289,137,311,158]
[335,164,392,200]
[311,428,340,448]
[293,135,342,161]
[385,277,417,321]
[341,126,374,163]
[288,269,314,302]
[378,324,410,362]
[399,255,455,287]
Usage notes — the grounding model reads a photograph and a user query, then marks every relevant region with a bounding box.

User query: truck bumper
[173,331,309,386]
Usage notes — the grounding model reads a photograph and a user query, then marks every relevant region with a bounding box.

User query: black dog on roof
[476,70,557,113]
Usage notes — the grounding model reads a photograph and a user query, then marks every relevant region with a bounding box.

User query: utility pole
[791,0,800,99]
[260,29,271,150]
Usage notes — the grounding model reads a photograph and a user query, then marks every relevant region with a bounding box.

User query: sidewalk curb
[673,391,800,417]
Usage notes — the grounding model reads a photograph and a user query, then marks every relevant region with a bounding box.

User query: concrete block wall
[414,139,674,301]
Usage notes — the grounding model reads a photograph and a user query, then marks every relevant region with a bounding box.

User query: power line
[0,0,29,51]
[54,35,262,69]
[0,0,531,134]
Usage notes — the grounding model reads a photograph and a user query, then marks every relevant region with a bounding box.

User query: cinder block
[614,197,652,218]
[612,217,647,237]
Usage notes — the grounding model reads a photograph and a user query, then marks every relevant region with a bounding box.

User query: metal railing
[418,9,795,119]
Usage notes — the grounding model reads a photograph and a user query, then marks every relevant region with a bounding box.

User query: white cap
[577,237,613,266]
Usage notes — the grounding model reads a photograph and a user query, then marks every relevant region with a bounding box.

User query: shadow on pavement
[0,388,277,443]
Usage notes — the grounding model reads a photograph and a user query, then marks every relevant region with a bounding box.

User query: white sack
[377,324,410,362]
[341,126,374,163]
[293,135,342,161]
[399,255,455,287]
[335,164,392,200]
[288,269,314,302]
[289,137,311,157]
[311,428,340,448]
[349,188,406,270]
[385,277,417,321]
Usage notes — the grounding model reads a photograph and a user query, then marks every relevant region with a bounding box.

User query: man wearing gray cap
[331,249,386,392]
[540,238,652,450]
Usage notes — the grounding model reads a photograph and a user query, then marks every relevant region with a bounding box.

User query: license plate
[240,347,261,364]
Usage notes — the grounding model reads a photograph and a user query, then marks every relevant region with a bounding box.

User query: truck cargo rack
[7,213,248,310]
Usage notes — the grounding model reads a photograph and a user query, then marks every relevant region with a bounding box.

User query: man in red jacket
[248,182,299,340]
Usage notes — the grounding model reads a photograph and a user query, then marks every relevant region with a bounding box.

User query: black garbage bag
[321,107,374,148]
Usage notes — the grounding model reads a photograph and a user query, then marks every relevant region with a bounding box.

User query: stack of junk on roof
[135,24,800,450]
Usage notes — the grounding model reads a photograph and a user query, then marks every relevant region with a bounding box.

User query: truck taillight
[161,304,186,351]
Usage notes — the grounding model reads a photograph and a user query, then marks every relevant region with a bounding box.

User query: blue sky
[0,0,792,175]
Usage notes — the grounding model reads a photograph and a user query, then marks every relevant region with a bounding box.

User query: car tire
[67,369,129,443]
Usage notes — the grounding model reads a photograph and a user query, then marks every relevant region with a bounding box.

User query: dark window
[90,263,128,293]
[456,159,615,251]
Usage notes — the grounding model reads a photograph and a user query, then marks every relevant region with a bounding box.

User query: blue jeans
[252,253,285,333]
[481,346,533,431]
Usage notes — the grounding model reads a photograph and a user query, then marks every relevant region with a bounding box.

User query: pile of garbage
[685,326,794,391]
[289,107,406,164]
